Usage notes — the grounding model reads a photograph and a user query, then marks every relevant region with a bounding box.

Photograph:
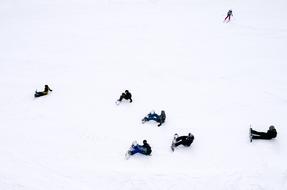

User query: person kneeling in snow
[35,85,53,98]
[125,140,152,159]
[142,110,166,127]
[116,90,132,105]
[171,133,194,152]
[250,125,277,142]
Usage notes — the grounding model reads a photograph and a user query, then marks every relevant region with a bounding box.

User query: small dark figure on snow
[142,110,166,127]
[125,140,152,159]
[171,133,194,152]
[250,125,277,142]
[34,85,53,98]
[224,10,233,22]
[116,90,132,105]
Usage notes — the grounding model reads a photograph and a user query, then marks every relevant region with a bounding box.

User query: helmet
[125,90,129,93]
[143,140,147,144]
[269,125,275,130]
[132,141,138,146]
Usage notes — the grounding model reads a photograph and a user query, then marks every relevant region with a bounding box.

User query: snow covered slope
[0,0,287,189]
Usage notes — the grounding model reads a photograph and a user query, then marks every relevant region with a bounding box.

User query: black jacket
[158,111,166,126]
[267,128,277,138]
[125,91,132,99]
[177,135,194,146]
[143,142,152,155]
[44,85,52,93]
[227,10,233,16]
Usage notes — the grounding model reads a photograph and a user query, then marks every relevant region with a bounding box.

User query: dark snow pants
[251,130,273,140]
[35,91,48,97]
[224,15,231,22]
[174,137,192,147]
[130,145,148,155]
[145,113,160,123]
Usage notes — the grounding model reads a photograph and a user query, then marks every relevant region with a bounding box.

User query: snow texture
[0,0,287,189]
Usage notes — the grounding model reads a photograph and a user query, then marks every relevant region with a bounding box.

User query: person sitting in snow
[171,133,194,152]
[116,90,132,105]
[142,110,166,127]
[224,9,233,22]
[34,85,53,97]
[250,125,277,142]
[125,140,152,159]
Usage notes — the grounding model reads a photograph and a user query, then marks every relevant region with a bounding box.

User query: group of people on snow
[125,132,194,159]
[34,85,278,159]
[115,9,236,157]
[115,90,194,158]
[115,89,278,159]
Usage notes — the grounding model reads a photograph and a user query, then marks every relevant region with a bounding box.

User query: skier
[224,10,233,22]
[250,125,277,142]
[171,133,194,152]
[34,85,53,97]
[125,140,152,159]
[142,110,166,127]
[116,90,132,105]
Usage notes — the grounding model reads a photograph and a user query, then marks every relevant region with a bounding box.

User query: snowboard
[142,118,147,124]
[171,142,175,152]
[125,150,131,160]
[125,141,137,160]
[249,126,253,143]
[115,99,132,105]
[171,134,178,152]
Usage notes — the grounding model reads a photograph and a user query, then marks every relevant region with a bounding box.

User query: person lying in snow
[34,85,53,97]
[250,125,277,142]
[142,110,166,127]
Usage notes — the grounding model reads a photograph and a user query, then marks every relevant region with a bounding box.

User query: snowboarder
[171,133,194,151]
[125,140,152,159]
[34,85,53,97]
[116,90,132,105]
[142,110,166,127]
[250,125,277,142]
[224,10,233,22]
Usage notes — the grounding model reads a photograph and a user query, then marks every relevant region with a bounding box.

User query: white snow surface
[0,0,287,189]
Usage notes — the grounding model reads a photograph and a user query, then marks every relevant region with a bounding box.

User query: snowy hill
[0,0,287,189]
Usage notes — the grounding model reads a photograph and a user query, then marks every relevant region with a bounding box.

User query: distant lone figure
[250,125,277,142]
[224,10,233,22]
[35,85,53,98]
[116,90,132,105]
[171,133,194,151]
